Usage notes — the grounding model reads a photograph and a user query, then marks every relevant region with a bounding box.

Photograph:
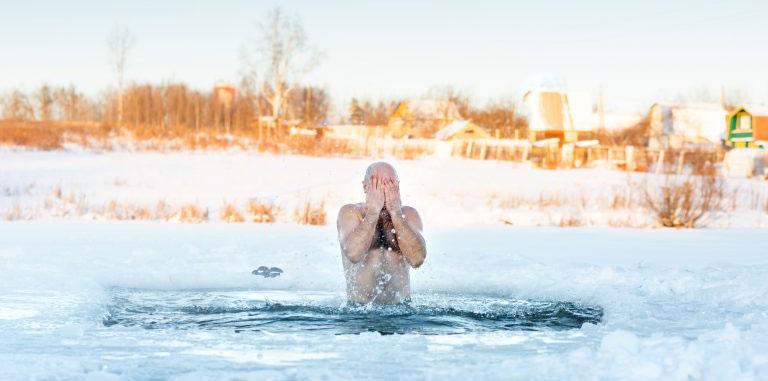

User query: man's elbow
[410,251,426,269]
[344,249,364,264]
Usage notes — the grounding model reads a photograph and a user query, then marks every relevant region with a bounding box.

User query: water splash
[103,288,602,335]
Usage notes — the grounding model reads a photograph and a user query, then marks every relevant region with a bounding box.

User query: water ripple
[103,288,603,335]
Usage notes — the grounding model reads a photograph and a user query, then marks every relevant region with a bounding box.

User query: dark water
[103,289,603,335]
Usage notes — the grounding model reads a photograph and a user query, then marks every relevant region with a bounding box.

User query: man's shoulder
[401,205,419,217]
[337,203,364,221]
[400,206,422,228]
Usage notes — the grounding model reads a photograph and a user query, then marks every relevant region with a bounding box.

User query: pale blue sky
[1,0,767,113]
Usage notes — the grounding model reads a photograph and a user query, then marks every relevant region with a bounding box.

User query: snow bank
[2,150,767,228]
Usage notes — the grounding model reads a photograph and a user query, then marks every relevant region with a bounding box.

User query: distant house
[726,106,768,148]
[647,103,727,149]
[389,100,461,138]
[433,120,492,140]
[214,83,236,106]
[522,90,594,144]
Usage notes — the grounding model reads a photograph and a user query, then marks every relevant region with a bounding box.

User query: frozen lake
[1,222,768,380]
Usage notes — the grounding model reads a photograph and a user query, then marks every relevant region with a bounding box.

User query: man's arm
[337,204,378,263]
[390,206,426,268]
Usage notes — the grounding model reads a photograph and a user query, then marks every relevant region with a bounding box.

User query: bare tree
[425,85,471,119]
[467,97,528,138]
[55,85,84,121]
[34,85,56,121]
[246,7,319,133]
[108,27,135,126]
[2,90,35,120]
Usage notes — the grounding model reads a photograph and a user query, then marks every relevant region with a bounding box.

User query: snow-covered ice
[1,221,768,380]
[2,150,767,228]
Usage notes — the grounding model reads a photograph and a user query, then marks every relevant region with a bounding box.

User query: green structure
[727,106,768,148]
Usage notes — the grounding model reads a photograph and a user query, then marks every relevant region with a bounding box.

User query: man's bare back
[336,163,426,304]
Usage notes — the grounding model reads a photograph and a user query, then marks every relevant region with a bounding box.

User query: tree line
[0,82,330,134]
[0,5,527,139]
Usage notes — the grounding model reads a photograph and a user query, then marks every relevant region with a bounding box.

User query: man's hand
[365,174,385,215]
[383,178,402,215]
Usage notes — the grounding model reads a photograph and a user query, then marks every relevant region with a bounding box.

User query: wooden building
[647,103,727,149]
[522,90,594,144]
[388,100,461,138]
[726,106,768,148]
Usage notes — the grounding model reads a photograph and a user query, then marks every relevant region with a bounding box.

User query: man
[336,162,427,304]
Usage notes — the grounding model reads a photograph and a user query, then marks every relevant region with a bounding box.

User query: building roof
[651,102,726,111]
[734,105,768,117]
[433,120,490,139]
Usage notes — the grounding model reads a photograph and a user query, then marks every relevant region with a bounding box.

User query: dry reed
[246,200,278,223]
[177,204,208,223]
[293,199,326,225]
[219,202,245,223]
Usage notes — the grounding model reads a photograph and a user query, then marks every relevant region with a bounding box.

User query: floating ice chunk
[252,266,283,278]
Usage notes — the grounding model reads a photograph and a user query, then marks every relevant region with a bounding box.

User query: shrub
[638,173,726,228]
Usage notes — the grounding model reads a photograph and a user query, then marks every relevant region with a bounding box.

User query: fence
[324,136,724,173]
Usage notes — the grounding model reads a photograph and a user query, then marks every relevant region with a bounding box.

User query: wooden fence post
[626,145,635,171]
[655,149,665,175]
[676,150,685,175]
[608,148,613,167]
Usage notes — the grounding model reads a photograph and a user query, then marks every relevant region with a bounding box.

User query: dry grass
[538,193,562,208]
[219,202,245,223]
[0,121,108,150]
[293,199,326,225]
[99,200,154,220]
[487,193,528,209]
[609,185,634,210]
[177,204,209,223]
[247,200,278,223]
[557,214,585,227]
[154,200,175,220]
[3,202,23,221]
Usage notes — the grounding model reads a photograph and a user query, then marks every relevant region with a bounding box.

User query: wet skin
[341,205,412,304]
[337,163,426,304]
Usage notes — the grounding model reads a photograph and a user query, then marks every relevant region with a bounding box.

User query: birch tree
[246,7,319,132]
[108,27,135,126]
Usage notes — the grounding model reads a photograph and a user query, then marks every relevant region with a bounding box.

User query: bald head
[363,162,398,186]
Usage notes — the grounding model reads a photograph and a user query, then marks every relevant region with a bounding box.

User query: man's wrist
[387,203,403,215]
[390,207,406,223]
[364,206,380,223]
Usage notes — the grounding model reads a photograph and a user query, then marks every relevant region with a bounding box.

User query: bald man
[336,162,427,304]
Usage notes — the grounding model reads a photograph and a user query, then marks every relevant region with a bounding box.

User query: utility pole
[598,85,605,130]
